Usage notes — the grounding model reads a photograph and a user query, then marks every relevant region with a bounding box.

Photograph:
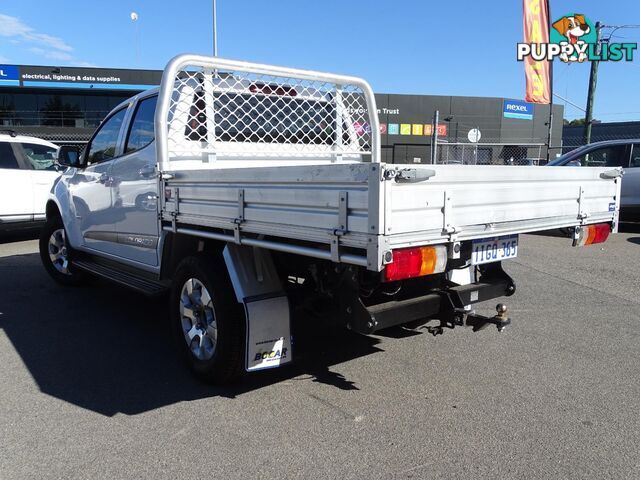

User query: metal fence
[384,141,550,166]
[436,142,547,165]
[0,110,113,129]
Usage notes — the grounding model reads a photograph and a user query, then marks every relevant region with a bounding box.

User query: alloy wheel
[179,278,218,361]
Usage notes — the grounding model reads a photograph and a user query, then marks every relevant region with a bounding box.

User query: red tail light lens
[383,245,447,282]
[574,223,611,246]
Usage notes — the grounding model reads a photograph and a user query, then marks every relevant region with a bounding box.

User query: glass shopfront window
[0,90,146,128]
[13,93,38,126]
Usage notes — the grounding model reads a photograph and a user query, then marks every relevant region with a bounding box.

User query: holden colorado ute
[40,55,622,383]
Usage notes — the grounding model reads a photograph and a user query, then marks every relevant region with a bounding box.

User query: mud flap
[223,244,292,372]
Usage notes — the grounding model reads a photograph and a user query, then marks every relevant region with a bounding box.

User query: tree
[563,118,598,127]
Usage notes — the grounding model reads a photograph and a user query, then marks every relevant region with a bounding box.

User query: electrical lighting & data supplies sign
[0,65,161,90]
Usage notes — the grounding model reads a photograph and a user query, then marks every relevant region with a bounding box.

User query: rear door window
[125,95,157,153]
[0,142,20,169]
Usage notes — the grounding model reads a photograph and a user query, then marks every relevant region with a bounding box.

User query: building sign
[0,64,162,91]
[0,65,20,86]
[467,128,482,143]
[503,99,534,120]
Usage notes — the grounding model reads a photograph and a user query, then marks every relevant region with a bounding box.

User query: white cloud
[0,13,91,65]
[0,13,72,51]
[29,46,73,62]
[0,55,8,63]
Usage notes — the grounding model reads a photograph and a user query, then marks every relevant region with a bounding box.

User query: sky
[1,0,639,121]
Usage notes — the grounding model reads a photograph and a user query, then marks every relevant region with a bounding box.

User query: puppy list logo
[518,13,637,63]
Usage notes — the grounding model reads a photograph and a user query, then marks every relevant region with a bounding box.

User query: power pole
[545,1,554,162]
[213,0,218,56]
[584,21,602,144]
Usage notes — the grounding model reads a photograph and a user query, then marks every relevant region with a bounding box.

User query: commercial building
[1,63,563,164]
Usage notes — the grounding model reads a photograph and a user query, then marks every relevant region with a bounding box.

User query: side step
[73,259,168,296]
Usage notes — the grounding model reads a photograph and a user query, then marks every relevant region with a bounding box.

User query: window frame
[83,105,130,166]
[629,144,640,168]
[124,94,158,155]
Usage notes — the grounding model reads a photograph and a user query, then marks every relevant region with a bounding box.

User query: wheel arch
[45,199,61,221]
[160,231,226,281]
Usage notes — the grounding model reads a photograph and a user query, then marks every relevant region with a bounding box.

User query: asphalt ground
[0,226,639,479]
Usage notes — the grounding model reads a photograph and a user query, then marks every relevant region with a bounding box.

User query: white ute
[40,55,622,383]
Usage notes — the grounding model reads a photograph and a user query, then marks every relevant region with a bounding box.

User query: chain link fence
[436,142,547,165]
[384,141,551,166]
[559,122,640,155]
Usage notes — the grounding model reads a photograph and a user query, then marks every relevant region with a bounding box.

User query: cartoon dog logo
[552,14,591,62]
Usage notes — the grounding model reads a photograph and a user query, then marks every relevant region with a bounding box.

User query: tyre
[171,255,245,384]
[39,215,86,286]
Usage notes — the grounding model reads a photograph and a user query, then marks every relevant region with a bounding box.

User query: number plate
[471,235,518,265]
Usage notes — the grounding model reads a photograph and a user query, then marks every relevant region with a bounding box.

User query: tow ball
[465,304,512,333]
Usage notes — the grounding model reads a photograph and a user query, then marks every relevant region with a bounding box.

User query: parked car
[0,131,60,232]
[39,55,621,384]
[547,140,640,220]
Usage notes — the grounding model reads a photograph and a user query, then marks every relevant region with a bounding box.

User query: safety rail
[155,55,380,171]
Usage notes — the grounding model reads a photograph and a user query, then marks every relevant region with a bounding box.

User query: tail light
[573,223,611,247]
[383,245,447,282]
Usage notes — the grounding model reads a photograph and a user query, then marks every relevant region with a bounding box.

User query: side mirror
[566,160,582,167]
[57,145,83,168]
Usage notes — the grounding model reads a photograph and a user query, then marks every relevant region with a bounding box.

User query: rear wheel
[171,255,245,384]
[39,215,85,286]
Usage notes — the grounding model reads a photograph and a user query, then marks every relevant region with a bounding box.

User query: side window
[86,107,127,165]
[576,145,629,168]
[125,96,157,153]
[0,142,20,169]
[20,143,58,171]
[630,145,640,168]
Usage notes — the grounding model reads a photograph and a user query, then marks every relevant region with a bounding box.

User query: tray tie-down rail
[338,262,516,335]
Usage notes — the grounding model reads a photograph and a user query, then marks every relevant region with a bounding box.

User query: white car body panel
[0,135,59,227]
[0,168,34,219]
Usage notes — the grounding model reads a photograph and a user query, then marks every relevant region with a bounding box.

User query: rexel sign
[503,99,534,120]
[0,65,20,86]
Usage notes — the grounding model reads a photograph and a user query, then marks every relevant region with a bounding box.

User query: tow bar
[424,303,512,336]
[464,303,511,333]
[341,262,516,335]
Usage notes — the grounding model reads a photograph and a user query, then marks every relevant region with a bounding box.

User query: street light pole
[130,12,140,65]
[213,0,218,56]
[431,110,439,164]
[584,21,602,145]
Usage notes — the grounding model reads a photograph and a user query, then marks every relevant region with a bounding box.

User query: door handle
[139,165,156,178]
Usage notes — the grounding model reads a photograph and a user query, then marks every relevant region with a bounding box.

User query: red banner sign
[523,0,552,103]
